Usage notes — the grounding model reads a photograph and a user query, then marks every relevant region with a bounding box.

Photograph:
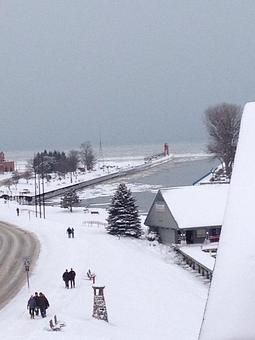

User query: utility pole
[34,156,38,218]
[38,171,42,218]
[41,154,46,219]
[99,131,104,168]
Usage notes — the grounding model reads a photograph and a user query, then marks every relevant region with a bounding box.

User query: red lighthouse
[164,143,169,156]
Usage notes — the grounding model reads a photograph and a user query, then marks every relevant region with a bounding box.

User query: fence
[82,221,108,228]
[173,245,213,281]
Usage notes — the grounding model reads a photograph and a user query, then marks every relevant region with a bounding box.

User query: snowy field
[0,200,208,340]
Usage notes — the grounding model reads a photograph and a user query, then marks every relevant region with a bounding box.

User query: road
[0,222,40,310]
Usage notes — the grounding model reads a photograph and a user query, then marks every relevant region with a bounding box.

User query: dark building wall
[158,227,177,244]
[0,152,14,172]
[0,161,14,172]
[145,191,178,229]
[145,191,178,244]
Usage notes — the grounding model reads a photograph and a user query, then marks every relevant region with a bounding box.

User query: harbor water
[6,142,218,214]
[84,155,219,214]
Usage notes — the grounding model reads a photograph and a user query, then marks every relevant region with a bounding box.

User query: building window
[210,228,221,236]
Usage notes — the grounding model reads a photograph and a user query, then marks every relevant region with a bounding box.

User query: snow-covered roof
[199,103,255,339]
[160,184,229,229]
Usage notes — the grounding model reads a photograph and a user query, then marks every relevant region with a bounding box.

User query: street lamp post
[34,157,38,218]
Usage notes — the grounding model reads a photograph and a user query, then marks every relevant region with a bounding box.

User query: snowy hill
[0,202,208,340]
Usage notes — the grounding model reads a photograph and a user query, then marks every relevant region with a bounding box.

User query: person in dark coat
[69,268,76,288]
[34,291,40,316]
[66,227,72,238]
[62,269,70,288]
[38,292,49,318]
[71,227,74,238]
[27,295,36,319]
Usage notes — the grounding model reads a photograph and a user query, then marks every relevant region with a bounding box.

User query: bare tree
[205,103,242,178]
[12,171,21,189]
[23,169,33,183]
[80,142,96,171]
[68,150,79,173]
[3,178,13,196]
[23,161,34,183]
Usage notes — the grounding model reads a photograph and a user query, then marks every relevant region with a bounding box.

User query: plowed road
[0,222,40,310]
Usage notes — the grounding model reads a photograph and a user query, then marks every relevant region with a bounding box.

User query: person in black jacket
[71,227,74,238]
[69,268,76,288]
[66,227,72,238]
[38,292,49,318]
[62,269,70,288]
[34,291,40,316]
[27,295,36,319]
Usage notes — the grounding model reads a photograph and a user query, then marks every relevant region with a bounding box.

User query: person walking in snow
[62,269,70,288]
[66,227,72,238]
[34,291,40,316]
[37,292,49,318]
[69,268,76,288]
[16,207,19,216]
[71,227,75,238]
[27,295,36,319]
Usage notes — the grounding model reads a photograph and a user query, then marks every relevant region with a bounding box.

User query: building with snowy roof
[0,152,14,173]
[145,183,229,244]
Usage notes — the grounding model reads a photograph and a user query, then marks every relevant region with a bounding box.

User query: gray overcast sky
[1,1,255,151]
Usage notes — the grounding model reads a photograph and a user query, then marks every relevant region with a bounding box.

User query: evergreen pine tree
[60,189,79,212]
[106,183,141,238]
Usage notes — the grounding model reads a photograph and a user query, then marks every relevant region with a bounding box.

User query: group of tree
[32,142,96,176]
[33,150,79,175]
[106,183,141,238]
[205,102,242,179]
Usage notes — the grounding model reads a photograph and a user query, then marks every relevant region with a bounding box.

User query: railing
[173,245,213,281]
[192,168,214,185]
[82,221,107,228]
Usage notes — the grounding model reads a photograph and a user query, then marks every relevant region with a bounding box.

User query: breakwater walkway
[30,155,173,202]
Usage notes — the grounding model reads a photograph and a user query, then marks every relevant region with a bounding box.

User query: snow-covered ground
[0,200,208,340]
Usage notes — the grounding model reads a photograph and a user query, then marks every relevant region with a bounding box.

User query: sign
[155,203,165,212]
